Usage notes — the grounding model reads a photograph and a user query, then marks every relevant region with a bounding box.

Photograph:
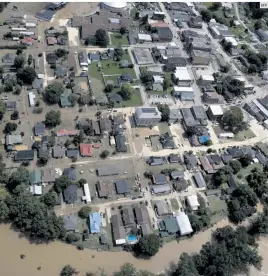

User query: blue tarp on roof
[89,212,101,233]
[199,135,210,144]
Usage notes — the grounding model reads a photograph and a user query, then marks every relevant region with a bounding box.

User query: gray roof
[122,207,135,226]
[134,205,149,225]
[115,135,127,152]
[14,150,34,161]
[52,146,66,158]
[193,172,206,188]
[135,106,161,120]
[228,174,237,189]
[155,201,169,215]
[97,167,119,176]
[173,179,188,191]
[111,214,126,241]
[5,101,16,110]
[148,156,166,166]
[170,170,185,180]
[2,53,15,64]
[115,179,131,194]
[140,224,152,236]
[66,149,79,158]
[255,152,267,165]
[41,168,56,183]
[181,108,197,127]
[153,174,168,185]
[63,215,78,231]
[184,153,198,168]
[63,168,76,180]
[99,118,112,133]
[221,154,233,164]
[169,109,183,121]
[34,122,45,136]
[55,66,68,77]
[152,184,171,194]
[63,184,77,203]
[78,52,88,64]
[191,105,207,120]
[169,154,181,163]
[6,134,22,145]
[32,78,44,92]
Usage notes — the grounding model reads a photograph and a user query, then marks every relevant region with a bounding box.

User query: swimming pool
[126,235,137,243]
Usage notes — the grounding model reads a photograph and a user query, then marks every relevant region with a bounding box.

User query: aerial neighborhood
[1,2,268,276]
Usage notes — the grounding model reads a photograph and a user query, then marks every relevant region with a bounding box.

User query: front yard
[110,33,129,46]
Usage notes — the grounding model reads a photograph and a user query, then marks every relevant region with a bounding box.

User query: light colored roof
[224,36,238,47]
[135,106,161,119]
[13,145,28,151]
[103,2,127,8]
[173,86,194,92]
[174,67,191,81]
[176,212,193,235]
[82,183,91,203]
[137,33,152,41]
[209,105,223,115]
[6,135,22,145]
[30,185,42,195]
[152,184,171,194]
[253,99,268,118]
[187,195,200,210]
[200,74,214,81]
[28,92,35,106]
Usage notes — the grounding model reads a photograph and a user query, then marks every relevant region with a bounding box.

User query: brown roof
[96,181,111,198]
[47,36,57,45]
[134,205,149,225]
[150,22,169,28]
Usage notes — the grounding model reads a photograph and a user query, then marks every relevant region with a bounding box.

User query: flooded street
[0,220,231,276]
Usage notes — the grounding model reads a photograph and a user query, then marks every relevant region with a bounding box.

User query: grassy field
[234,128,256,141]
[230,25,246,38]
[110,33,129,46]
[236,163,263,184]
[202,2,213,7]
[208,196,228,224]
[170,198,180,211]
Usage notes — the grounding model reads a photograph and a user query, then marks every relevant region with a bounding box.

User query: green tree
[4,81,13,92]
[95,29,109,47]
[45,82,64,104]
[213,165,233,186]
[119,83,133,100]
[8,167,30,191]
[0,199,9,221]
[45,110,61,126]
[66,232,80,243]
[227,185,258,223]
[246,170,268,198]
[228,160,242,174]
[27,54,33,65]
[4,122,17,134]
[17,66,37,84]
[10,110,19,120]
[54,175,73,193]
[78,206,92,218]
[137,233,161,257]
[0,100,5,120]
[114,47,124,61]
[119,27,127,35]
[239,154,253,167]
[60,265,78,276]
[73,132,84,146]
[42,191,58,208]
[14,55,25,69]
[173,253,199,276]
[39,151,50,165]
[140,71,153,84]
[105,84,114,93]
[200,9,212,22]
[16,48,23,55]
[221,106,244,131]
[163,74,172,90]
[55,48,69,58]
[100,150,110,159]
[209,2,222,10]
[114,263,137,276]
[254,20,262,30]
[157,104,170,122]
[68,94,78,107]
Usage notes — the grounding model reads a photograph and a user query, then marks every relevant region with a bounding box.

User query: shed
[30,185,42,195]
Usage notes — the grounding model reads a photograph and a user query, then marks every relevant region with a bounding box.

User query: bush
[237,174,243,179]
[66,233,80,243]
[78,206,92,219]
[76,244,84,250]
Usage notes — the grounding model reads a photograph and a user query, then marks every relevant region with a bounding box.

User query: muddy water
[0,220,231,276]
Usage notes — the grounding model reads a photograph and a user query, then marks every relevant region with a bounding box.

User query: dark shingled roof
[63,184,77,203]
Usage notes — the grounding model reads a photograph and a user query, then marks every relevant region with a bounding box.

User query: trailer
[19,31,35,36]
[12,27,26,31]
[26,22,36,28]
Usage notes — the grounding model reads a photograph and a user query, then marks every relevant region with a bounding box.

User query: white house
[82,183,91,203]
[28,92,36,107]
[176,212,193,235]
[187,195,200,211]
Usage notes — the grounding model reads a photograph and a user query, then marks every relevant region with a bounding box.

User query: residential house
[111,214,126,245]
[115,134,127,152]
[190,49,211,65]
[176,212,193,235]
[206,105,224,121]
[91,120,101,136]
[187,195,200,211]
[80,143,93,157]
[115,179,132,195]
[153,174,169,185]
[221,154,233,164]
[52,146,66,158]
[152,185,171,194]
[47,36,57,45]
[29,170,41,185]
[89,212,101,233]
[155,201,170,216]
[148,156,166,166]
[63,168,76,180]
[168,154,182,164]
[199,156,214,174]
[209,22,233,39]
[63,215,78,232]
[122,207,135,227]
[187,16,203,29]
[34,122,45,136]
[159,217,179,236]
[41,168,56,184]
[165,57,187,71]
[170,170,185,180]
[66,148,79,158]
[78,52,88,67]
[5,101,16,111]
[184,153,198,170]
[193,171,207,189]
[173,86,194,101]
[6,134,22,146]
[255,29,268,42]
[207,154,223,170]
[63,184,77,203]
[153,27,173,42]
[2,53,15,65]
[203,92,224,104]
[173,179,188,191]
[46,52,57,64]
[134,106,161,127]
[134,205,149,225]
[97,167,119,177]
[191,105,208,125]
[55,66,68,78]
[14,150,34,161]
[96,181,112,198]
[169,109,182,124]
[173,67,193,87]
[99,118,112,137]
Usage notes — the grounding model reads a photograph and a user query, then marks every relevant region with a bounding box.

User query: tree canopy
[228,160,242,174]
[212,165,233,186]
[14,55,25,69]
[4,122,17,134]
[46,82,65,104]
[136,233,161,257]
[173,226,262,276]
[60,265,78,276]
[200,9,212,22]
[78,206,92,219]
[45,110,61,126]
[95,29,109,47]
[227,185,258,223]
[221,107,244,132]
[17,66,37,84]
[119,83,133,100]
[54,175,73,193]
[246,169,268,198]
[157,104,170,122]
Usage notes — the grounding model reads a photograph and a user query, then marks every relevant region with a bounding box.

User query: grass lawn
[230,25,246,38]
[202,2,213,7]
[158,123,171,135]
[110,33,129,46]
[234,128,256,141]
[235,163,263,184]
[247,20,268,32]
[208,196,228,224]
[0,186,8,199]
[112,88,143,107]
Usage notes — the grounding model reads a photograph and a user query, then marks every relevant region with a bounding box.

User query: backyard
[110,33,129,46]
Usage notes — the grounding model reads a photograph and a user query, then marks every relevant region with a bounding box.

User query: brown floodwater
[0,220,234,276]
